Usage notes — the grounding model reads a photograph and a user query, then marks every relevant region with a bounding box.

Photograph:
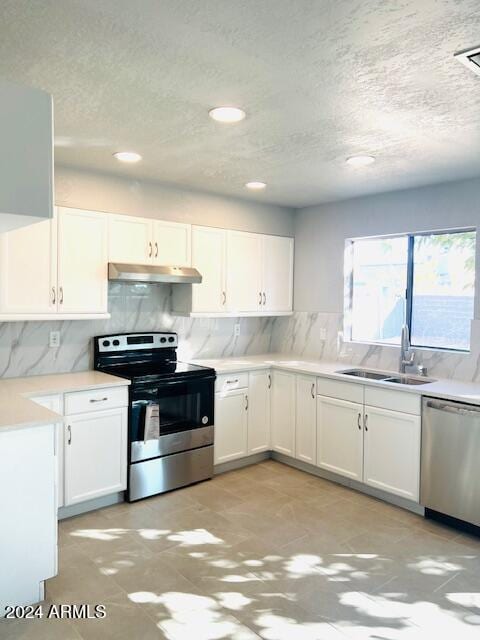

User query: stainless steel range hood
[108,263,202,284]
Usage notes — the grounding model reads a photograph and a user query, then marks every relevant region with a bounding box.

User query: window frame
[344,227,476,353]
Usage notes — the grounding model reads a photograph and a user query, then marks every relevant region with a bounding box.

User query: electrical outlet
[319,328,327,341]
[49,331,60,348]
[234,323,241,337]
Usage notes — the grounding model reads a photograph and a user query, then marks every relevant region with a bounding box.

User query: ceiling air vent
[455,45,480,76]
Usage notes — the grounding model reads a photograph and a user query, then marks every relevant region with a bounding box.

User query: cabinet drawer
[364,386,420,415]
[215,372,249,393]
[64,386,128,415]
[316,377,363,404]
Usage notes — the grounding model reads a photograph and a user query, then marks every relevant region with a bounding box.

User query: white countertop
[0,371,129,434]
[193,353,480,406]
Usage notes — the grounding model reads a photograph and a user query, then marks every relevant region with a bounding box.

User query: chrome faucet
[399,324,415,373]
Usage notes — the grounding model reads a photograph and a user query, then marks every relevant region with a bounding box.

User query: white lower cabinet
[363,405,421,501]
[295,375,317,465]
[271,370,296,456]
[64,407,128,505]
[30,394,64,508]
[317,395,364,481]
[214,388,248,464]
[247,370,271,454]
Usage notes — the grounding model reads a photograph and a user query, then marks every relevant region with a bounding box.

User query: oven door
[130,374,214,463]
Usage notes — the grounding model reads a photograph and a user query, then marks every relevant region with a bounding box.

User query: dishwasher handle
[425,399,480,417]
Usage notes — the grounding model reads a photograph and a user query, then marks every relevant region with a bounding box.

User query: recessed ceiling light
[346,155,375,167]
[113,151,142,163]
[209,106,246,123]
[245,181,266,190]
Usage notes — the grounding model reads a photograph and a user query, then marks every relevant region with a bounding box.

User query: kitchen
[1,2,480,639]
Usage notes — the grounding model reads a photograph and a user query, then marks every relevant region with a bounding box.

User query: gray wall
[55,165,295,236]
[294,177,480,316]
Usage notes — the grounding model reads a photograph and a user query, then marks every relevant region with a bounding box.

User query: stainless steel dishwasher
[421,397,480,527]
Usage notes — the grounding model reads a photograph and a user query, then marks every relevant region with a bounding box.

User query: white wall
[294,177,480,317]
[55,165,295,237]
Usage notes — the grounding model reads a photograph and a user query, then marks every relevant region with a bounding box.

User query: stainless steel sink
[339,369,393,381]
[338,368,435,385]
[382,375,435,386]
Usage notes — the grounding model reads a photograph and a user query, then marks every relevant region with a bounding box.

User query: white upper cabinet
[191,226,226,313]
[0,217,56,314]
[262,235,294,312]
[57,207,108,314]
[317,395,364,481]
[0,81,53,233]
[363,405,421,501]
[152,220,191,267]
[108,215,152,264]
[226,231,263,313]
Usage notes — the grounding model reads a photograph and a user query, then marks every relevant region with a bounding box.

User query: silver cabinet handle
[59,287,64,304]
[245,395,248,411]
[263,292,266,305]
[90,397,108,403]
[222,291,226,306]
[364,414,368,431]
[357,412,362,430]
[154,241,158,258]
[311,382,315,399]
[268,373,272,389]
[51,287,56,305]
[148,241,153,257]
[67,425,72,445]
[226,379,239,385]
[258,292,262,305]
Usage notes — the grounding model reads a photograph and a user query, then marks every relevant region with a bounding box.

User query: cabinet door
[226,231,262,312]
[64,408,127,505]
[152,220,191,266]
[317,395,363,481]
[248,370,271,454]
[214,389,248,464]
[57,207,108,314]
[108,215,152,264]
[295,375,317,465]
[363,405,420,501]
[191,226,226,312]
[30,395,64,509]
[0,217,56,314]
[262,235,294,312]
[271,370,296,456]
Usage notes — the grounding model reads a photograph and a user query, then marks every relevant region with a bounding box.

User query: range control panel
[97,333,178,353]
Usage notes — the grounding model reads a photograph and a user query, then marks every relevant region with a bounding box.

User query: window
[346,229,476,351]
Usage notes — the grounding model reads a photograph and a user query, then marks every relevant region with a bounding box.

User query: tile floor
[2,460,480,639]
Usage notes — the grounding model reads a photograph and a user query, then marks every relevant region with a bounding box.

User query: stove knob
[168,337,175,343]
[102,340,110,348]
[112,339,120,346]
[160,337,167,343]
[202,416,209,425]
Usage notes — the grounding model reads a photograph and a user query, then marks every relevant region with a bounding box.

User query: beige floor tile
[0,616,81,640]
[14,460,479,639]
[72,591,166,640]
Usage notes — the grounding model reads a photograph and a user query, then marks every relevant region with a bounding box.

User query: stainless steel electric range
[94,332,215,501]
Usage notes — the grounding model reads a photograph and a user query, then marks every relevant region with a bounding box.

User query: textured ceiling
[1,0,480,207]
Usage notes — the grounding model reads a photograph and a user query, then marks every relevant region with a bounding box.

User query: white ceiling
[1,0,480,207]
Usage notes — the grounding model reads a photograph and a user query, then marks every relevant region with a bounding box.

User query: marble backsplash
[271,311,480,383]
[0,283,275,379]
